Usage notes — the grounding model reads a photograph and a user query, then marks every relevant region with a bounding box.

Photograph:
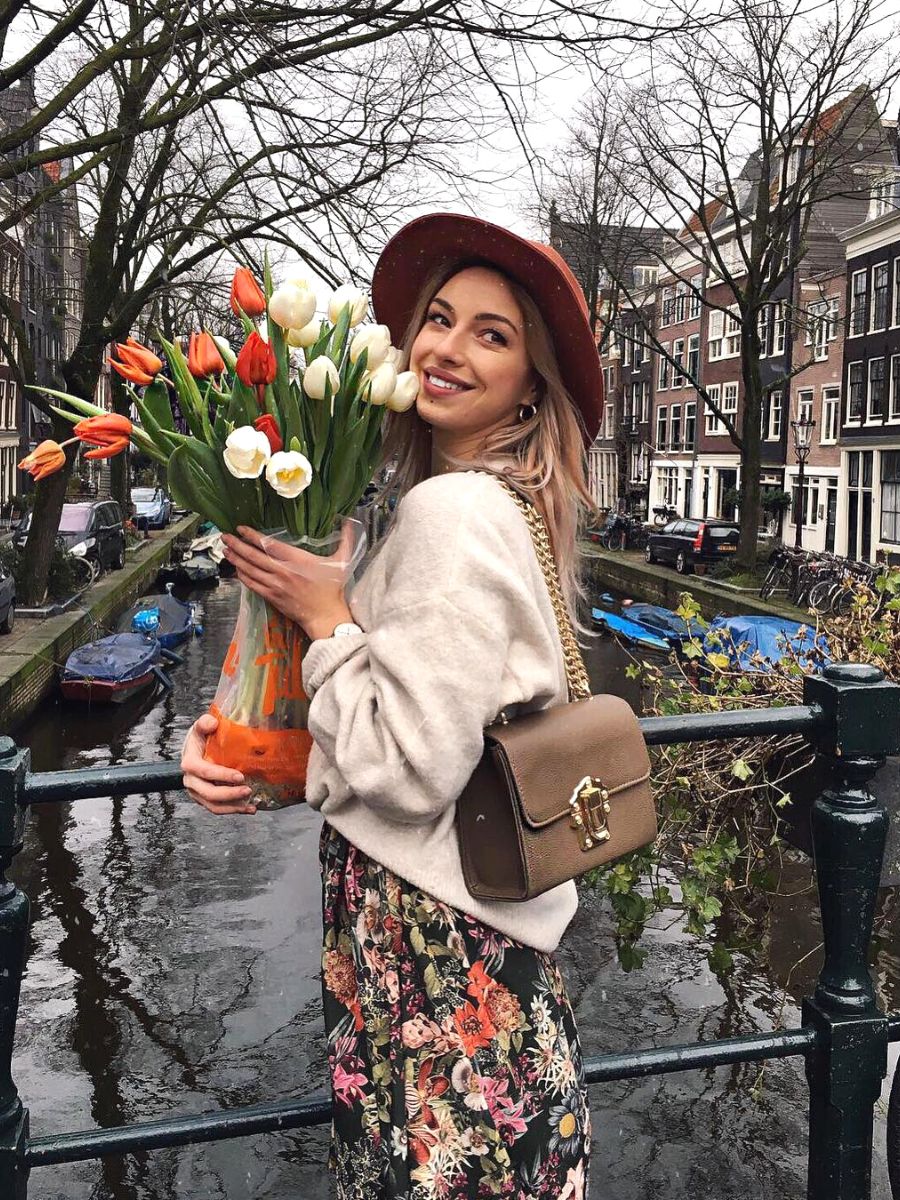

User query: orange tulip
[188,331,226,378]
[19,440,67,480]
[236,332,277,406]
[74,413,134,449]
[110,358,154,386]
[83,438,129,461]
[109,337,163,386]
[230,267,266,318]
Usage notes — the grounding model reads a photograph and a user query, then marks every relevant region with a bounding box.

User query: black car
[645,518,740,574]
[0,566,14,633]
[15,501,127,572]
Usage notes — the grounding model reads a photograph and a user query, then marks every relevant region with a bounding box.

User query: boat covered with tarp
[623,603,705,644]
[702,615,830,673]
[61,633,166,703]
[117,587,197,649]
[591,607,671,652]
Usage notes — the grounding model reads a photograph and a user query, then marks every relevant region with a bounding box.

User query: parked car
[131,486,172,530]
[645,518,740,574]
[0,565,14,633]
[14,501,126,571]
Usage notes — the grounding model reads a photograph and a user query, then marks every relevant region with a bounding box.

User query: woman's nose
[435,327,465,362]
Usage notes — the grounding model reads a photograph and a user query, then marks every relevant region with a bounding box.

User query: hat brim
[371,214,602,446]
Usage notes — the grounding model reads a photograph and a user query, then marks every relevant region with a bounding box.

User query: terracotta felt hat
[371,213,604,445]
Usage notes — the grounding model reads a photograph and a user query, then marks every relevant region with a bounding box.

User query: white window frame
[847,360,865,424]
[660,287,673,327]
[705,384,722,435]
[672,338,685,388]
[772,302,786,356]
[871,262,890,332]
[796,388,814,426]
[603,402,614,439]
[670,403,682,449]
[758,304,771,358]
[687,332,699,381]
[684,401,696,450]
[893,257,900,329]
[890,355,900,424]
[821,386,840,443]
[867,357,886,423]
[707,309,724,360]
[656,405,668,450]
[689,278,702,320]
[640,381,650,424]
[724,310,742,357]
[767,390,783,441]
[850,269,867,337]
[657,342,670,391]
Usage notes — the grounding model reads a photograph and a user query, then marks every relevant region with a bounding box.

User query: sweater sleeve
[301,474,540,825]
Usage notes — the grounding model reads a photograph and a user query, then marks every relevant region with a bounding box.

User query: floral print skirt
[320,824,591,1200]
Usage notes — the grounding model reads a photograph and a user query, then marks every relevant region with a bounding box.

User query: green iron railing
[1,661,900,1198]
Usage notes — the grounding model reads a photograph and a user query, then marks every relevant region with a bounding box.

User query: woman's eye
[426,309,449,327]
[483,328,508,346]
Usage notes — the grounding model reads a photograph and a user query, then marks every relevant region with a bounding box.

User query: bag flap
[485,694,651,829]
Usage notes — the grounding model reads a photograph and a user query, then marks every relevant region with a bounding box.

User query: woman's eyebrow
[431,295,519,333]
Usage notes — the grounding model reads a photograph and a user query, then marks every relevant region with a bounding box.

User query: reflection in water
[9,580,897,1197]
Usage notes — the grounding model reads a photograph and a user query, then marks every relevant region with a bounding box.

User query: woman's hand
[181,713,257,815]
[221,525,355,641]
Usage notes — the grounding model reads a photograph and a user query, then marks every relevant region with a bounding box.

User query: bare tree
[542,0,899,567]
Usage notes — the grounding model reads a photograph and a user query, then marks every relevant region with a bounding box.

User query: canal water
[10,577,899,1198]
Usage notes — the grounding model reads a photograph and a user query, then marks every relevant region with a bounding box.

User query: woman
[181,214,604,1199]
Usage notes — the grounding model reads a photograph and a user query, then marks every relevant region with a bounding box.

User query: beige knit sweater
[302,470,578,953]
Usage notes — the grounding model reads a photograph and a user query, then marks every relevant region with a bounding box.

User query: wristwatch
[332,621,363,637]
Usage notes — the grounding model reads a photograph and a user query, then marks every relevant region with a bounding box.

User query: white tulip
[257,320,269,343]
[328,284,368,327]
[223,426,271,479]
[265,450,313,499]
[362,361,398,406]
[287,319,321,348]
[303,355,341,400]
[386,371,420,412]
[384,346,405,370]
[268,283,317,331]
[349,324,392,369]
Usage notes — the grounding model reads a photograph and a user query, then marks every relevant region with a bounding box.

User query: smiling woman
[182,213,605,1200]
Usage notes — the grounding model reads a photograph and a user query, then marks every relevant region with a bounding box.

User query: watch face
[333,622,363,637]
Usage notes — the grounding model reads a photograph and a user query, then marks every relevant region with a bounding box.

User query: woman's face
[409,266,533,441]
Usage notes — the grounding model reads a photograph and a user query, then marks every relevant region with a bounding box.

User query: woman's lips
[421,369,473,399]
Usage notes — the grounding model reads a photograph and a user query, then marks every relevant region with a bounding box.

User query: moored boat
[61,633,167,703]
[117,586,197,649]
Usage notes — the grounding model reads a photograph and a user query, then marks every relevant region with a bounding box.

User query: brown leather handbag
[457,483,656,903]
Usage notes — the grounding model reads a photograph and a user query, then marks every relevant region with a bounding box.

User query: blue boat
[61,633,169,703]
[117,586,197,649]
[624,603,704,645]
[703,615,830,673]
[591,608,671,652]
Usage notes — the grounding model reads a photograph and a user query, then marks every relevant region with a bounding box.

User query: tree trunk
[108,373,130,516]
[737,317,763,570]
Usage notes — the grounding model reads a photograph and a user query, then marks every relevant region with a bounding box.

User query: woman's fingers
[184,778,257,815]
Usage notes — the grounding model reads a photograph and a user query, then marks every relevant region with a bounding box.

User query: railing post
[802,663,900,1200]
[0,737,31,1198]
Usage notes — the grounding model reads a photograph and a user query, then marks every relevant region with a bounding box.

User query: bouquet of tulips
[36,260,418,807]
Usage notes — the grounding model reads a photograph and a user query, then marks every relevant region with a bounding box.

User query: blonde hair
[379,258,599,631]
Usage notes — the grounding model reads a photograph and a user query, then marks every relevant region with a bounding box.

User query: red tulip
[83,438,129,461]
[19,440,67,480]
[109,338,163,385]
[73,413,133,449]
[188,331,226,378]
[230,267,266,318]
[254,414,283,454]
[236,332,277,408]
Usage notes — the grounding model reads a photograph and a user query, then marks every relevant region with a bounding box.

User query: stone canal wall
[0,514,200,731]
[582,546,803,622]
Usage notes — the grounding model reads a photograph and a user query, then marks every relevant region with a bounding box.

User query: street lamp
[791,413,816,549]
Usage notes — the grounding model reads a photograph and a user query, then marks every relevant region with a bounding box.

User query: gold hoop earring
[518,402,538,423]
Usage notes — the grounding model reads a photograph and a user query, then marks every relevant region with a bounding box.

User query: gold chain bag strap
[457,481,656,902]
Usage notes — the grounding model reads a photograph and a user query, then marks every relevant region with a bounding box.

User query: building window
[850,269,867,336]
[633,265,658,288]
[724,309,741,357]
[658,466,678,506]
[708,310,724,360]
[890,356,900,423]
[868,357,885,421]
[705,384,722,435]
[870,172,900,220]
[687,333,699,380]
[772,302,786,356]
[722,381,738,423]
[675,283,687,324]
[661,287,673,327]
[603,402,614,439]
[882,451,900,544]
[758,304,771,357]
[796,388,814,425]
[872,262,890,331]
[821,386,840,443]
[656,405,668,450]
[640,381,650,423]
[806,298,838,359]
[603,365,615,395]
[767,390,783,441]
[622,327,632,367]
[657,343,670,390]
[847,361,864,422]
[689,280,701,319]
[792,476,820,528]
[672,338,685,387]
[894,257,900,328]
[670,404,682,449]
[684,402,696,450]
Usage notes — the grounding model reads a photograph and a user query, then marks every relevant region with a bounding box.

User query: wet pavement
[10,578,898,1198]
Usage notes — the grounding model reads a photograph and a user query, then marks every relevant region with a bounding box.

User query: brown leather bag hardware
[457,481,657,903]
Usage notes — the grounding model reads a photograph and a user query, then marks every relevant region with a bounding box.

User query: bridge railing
[1,661,899,1199]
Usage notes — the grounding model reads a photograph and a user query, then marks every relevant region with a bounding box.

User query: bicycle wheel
[760,563,783,600]
[808,579,834,612]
